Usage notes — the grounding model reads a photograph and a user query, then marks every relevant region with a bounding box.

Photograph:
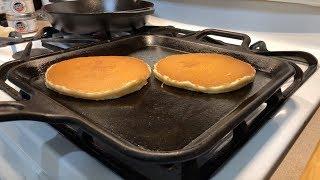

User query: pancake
[45,56,151,100]
[153,53,256,93]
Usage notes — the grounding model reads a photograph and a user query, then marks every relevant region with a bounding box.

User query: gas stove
[0,15,319,180]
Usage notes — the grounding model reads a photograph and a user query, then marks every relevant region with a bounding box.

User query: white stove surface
[0,2,319,179]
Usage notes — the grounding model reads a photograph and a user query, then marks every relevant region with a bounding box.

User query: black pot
[43,0,154,34]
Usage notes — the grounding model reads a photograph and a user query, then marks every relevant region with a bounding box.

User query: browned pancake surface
[154,53,256,93]
[45,56,151,99]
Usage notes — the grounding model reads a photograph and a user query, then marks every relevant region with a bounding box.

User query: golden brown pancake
[153,53,256,93]
[45,56,151,100]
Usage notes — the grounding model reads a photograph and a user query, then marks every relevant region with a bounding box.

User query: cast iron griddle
[1,33,295,162]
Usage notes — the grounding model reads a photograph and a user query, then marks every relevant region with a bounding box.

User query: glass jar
[0,0,35,14]
[6,12,37,33]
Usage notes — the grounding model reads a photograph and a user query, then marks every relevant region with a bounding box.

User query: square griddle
[0,33,296,163]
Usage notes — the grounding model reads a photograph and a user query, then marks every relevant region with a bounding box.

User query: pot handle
[182,29,251,48]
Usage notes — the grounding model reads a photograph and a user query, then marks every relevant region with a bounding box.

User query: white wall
[267,0,320,6]
[151,0,320,33]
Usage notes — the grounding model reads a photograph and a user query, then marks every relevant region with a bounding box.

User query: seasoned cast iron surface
[10,36,288,151]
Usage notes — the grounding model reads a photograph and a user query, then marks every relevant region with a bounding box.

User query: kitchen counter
[271,108,320,179]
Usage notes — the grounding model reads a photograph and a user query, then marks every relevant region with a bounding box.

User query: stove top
[0,24,317,180]
[8,26,194,60]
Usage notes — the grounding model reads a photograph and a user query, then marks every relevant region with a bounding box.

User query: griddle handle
[0,60,27,100]
[183,29,251,48]
[251,50,318,98]
[0,101,40,121]
[250,42,318,83]
[0,101,73,123]
[282,62,304,98]
[267,51,317,83]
